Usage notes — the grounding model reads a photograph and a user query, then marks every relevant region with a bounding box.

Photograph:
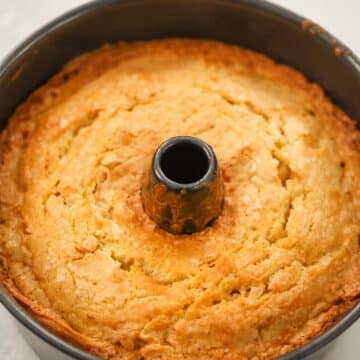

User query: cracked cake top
[0,39,359,359]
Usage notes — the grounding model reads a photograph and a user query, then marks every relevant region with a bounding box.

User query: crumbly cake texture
[0,39,359,359]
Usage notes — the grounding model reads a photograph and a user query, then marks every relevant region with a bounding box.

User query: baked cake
[0,40,359,359]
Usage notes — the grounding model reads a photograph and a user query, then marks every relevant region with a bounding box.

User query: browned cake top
[0,39,359,359]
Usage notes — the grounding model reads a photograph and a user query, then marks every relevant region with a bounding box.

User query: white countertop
[0,0,359,359]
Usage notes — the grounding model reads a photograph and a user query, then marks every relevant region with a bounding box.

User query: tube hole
[160,141,209,184]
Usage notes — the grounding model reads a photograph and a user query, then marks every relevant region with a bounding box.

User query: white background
[0,0,359,359]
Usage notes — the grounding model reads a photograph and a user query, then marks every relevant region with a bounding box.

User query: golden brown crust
[0,39,359,359]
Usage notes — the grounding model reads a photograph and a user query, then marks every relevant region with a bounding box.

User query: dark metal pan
[0,0,359,359]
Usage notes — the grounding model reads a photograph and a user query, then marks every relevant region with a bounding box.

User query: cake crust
[0,39,359,359]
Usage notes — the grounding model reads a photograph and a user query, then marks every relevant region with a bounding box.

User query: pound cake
[0,40,359,359]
